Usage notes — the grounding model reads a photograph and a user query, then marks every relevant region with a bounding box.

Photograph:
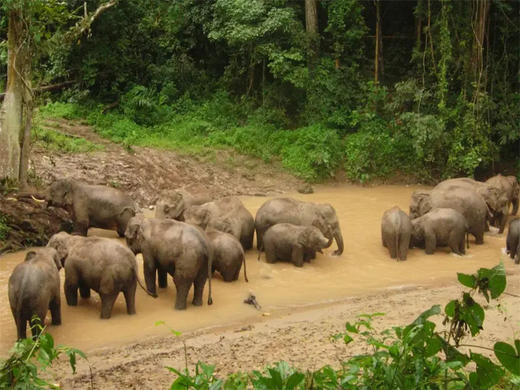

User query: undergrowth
[0,213,10,241]
[163,263,520,389]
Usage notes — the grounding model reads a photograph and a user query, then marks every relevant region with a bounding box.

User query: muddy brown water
[0,184,515,355]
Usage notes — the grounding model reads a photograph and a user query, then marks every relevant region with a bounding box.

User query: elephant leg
[100,293,118,319]
[158,268,168,289]
[474,230,484,245]
[424,233,436,255]
[388,240,398,259]
[291,246,304,267]
[64,280,78,306]
[143,256,158,295]
[192,271,207,306]
[512,198,519,215]
[123,281,137,315]
[448,232,463,255]
[30,311,47,339]
[79,282,91,299]
[173,277,191,310]
[264,241,277,263]
[256,228,266,251]
[16,317,27,340]
[398,234,410,261]
[498,214,508,234]
[49,297,61,325]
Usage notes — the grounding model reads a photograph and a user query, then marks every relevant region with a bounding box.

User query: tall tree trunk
[472,0,490,91]
[305,0,319,63]
[0,8,31,182]
[374,0,383,84]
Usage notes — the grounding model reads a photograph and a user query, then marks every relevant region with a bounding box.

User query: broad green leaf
[494,342,520,375]
[285,372,305,390]
[412,305,441,325]
[457,272,476,288]
[469,352,504,388]
[444,300,458,317]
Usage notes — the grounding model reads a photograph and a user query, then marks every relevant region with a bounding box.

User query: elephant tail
[257,241,264,261]
[136,271,157,298]
[207,245,213,305]
[243,252,248,283]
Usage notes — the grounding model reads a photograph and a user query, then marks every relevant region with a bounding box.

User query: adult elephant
[255,198,343,256]
[155,189,212,221]
[434,177,509,233]
[125,215,213,310]
[410,187,488,244]
[486,174,519,216]
[8,248,62,339]
[47,178,136,237]
[47,232,155,319]
[184,197,254,251]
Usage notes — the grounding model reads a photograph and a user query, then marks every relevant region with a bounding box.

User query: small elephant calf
[207,230,248,282]
[381,206,412,261]
[8,248,62,339]
[261,223,330,267]
[506,218,520,264]
[411,208,468,255]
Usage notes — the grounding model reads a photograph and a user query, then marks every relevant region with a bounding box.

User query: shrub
[281,125,343,181]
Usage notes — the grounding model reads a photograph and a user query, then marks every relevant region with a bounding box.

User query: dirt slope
[31,118,304,206]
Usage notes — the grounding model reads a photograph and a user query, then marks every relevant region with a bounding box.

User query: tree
[0,0,117,187]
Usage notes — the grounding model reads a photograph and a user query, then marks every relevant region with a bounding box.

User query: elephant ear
[24,251,37,262]
[48,248,62,270]
[298,228,312,247]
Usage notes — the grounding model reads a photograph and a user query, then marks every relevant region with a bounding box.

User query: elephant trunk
[498,211,508,234]
[207,246,213,305]
[332,226,344,256]
[136,271,157,298]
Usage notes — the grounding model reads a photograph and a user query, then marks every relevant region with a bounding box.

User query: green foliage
[32,126,102,153]
[0,213,10,241]
[165,263,519,389]
[0,321,86,389]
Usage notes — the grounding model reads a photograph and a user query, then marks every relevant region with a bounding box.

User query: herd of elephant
[381,175,520,262]
[8,179,344,340]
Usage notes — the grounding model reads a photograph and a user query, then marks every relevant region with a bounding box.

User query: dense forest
[0,0,518,183]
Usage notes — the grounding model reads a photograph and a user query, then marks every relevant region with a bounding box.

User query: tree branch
[67,0,118,40]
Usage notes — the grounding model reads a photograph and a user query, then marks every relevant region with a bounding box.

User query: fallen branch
[0,80,77,101]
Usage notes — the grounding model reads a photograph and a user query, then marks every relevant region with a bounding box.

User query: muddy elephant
[486,174,519,216]
[435,177,509,233]
[155,189,212,221]
[47,232,154,319]
[8,248,62,339]
[207,230,247,282]
[506,218,520,264]
[381,206,412,261]
[255,198,343,256]
[411,208,468,255]
[261,223,330,267]
[410,187,488,244]
[47,179,136,237]
[125,216,213,310]
[184,197,254,250]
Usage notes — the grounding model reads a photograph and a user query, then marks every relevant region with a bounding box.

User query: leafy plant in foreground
[165,263,519,389]
[0,321,86,389]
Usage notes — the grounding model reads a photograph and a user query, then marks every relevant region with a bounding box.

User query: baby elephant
[381,206,412,261]
[411,208,468,255]
[47,232,155,319]
[506,218,520,264]
[8,248,62,339]
[207,230,248,282]
[261,223,330,267]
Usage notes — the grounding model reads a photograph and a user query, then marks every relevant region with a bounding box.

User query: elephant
[125,215,213,310]
[261,223,331,267]
[486,174,519,216]
[155,189,212,221]
[8,248,62,339]
[184,197,255,251]
[411,208,468,255]
[255,198,343,256]
[47,178,136,237]
[410,187,488,244]
[434,177,509,233]
[206,230,248,282]
[47,232,155,319]
[506,218,520,264]
[381,206,412,261]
